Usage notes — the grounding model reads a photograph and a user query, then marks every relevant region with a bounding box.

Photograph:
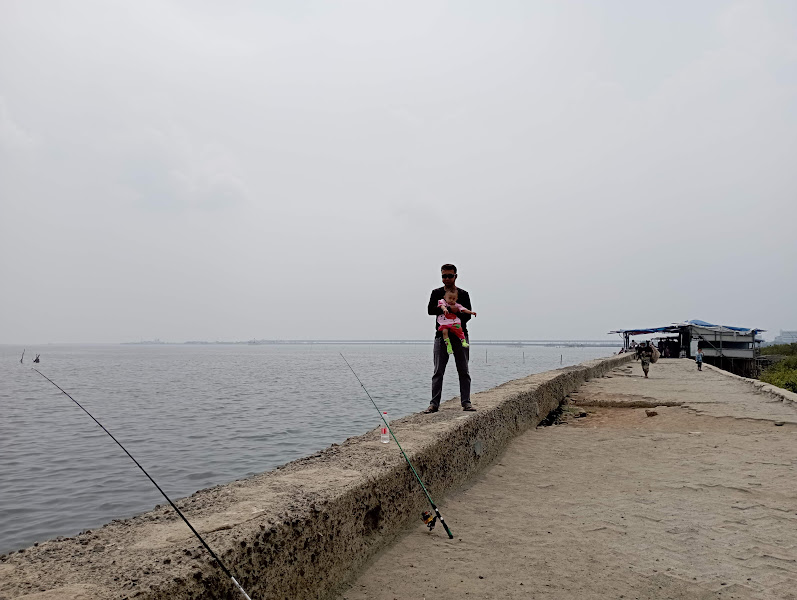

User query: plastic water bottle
[380,412,390,443]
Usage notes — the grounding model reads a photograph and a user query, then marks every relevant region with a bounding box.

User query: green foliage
[761,343,797,356]
[760,355,797,393]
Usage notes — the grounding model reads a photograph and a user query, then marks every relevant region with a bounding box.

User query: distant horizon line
[4,338,623,347]
[7,335,783,346]
[121,338,621,346]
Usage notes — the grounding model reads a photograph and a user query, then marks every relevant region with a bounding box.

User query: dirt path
[335,359,797,600]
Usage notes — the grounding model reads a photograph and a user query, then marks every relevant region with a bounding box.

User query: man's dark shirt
[428,287,472,339]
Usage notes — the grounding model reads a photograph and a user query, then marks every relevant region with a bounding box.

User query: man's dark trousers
[431,336,471,409]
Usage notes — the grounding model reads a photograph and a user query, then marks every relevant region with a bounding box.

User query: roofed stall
[609,320,764,377]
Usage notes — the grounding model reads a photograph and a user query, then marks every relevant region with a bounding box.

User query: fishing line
[31,368,254,600]
[339,354,454,539]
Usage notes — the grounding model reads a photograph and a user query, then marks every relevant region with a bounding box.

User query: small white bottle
[380,412,390,443]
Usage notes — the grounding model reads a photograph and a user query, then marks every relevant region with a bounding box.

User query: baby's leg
[452,323,469,347]
[440,326,453,354]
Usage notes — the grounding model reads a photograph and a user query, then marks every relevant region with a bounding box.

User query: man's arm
[458,290,472,327]
[428,290,444,316]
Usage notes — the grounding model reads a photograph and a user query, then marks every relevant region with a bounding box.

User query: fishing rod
[31,368,254,600]
[339,354,454,539]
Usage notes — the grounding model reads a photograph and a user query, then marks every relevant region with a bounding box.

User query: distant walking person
[425,264,476,413]
[695,349,704,371]
[639,342,654,378]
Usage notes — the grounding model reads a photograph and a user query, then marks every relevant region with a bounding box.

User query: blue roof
[610,320,765,336]
[608,326,678,335]
[684,320,764,333]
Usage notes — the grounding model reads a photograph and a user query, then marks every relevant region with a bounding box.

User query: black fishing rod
[32,368,254,600]
[339,354,454,539]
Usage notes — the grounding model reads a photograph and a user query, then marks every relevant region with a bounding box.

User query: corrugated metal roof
[609,320,764,336]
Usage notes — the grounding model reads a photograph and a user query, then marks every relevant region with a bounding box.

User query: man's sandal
[423,405,439,414]
[462,403,477,411]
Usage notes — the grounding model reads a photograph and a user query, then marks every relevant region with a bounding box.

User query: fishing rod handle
[231,577,253,600]
[435,511,454,539]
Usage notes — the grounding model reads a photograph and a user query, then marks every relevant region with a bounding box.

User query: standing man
[424,264,477,413]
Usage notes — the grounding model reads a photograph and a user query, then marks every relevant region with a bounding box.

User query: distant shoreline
[3,340,621,348]
[121,339,620,347]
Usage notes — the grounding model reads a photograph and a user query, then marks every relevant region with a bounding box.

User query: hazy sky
[1,0,795,344]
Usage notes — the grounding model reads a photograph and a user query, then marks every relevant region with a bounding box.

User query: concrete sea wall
[0,353,633,600]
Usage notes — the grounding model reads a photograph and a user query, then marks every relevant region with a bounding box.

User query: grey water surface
[0,343,611,553]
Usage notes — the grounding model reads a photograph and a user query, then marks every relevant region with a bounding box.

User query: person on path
[425,264,476,413]
[639,342,654,378]
[696,349,704,371]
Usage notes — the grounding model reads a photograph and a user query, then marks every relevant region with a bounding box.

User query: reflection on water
[0,343,610,553]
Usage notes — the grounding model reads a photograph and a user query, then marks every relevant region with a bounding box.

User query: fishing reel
[421,510,437,531]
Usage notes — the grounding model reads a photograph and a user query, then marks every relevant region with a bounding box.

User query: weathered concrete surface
[0,354,631,600]
[573,358,797,423]
[337,357,797,600]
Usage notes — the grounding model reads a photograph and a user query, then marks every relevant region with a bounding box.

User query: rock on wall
[0,354,632,600]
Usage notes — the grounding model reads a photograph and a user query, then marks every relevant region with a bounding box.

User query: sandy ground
[334,359,797,600]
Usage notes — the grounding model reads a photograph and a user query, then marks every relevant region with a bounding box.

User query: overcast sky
[1,0,795,344]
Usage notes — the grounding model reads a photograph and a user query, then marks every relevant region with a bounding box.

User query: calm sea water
[0,343,611,553]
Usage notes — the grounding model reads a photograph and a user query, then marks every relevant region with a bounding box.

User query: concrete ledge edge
[703,363,797,404]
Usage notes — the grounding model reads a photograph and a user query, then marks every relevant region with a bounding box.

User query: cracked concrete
[572,358,797,423]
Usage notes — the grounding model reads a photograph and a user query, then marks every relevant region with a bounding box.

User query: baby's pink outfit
[437,300,465,327]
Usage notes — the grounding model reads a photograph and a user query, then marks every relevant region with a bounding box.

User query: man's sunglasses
[441,274,456,279]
